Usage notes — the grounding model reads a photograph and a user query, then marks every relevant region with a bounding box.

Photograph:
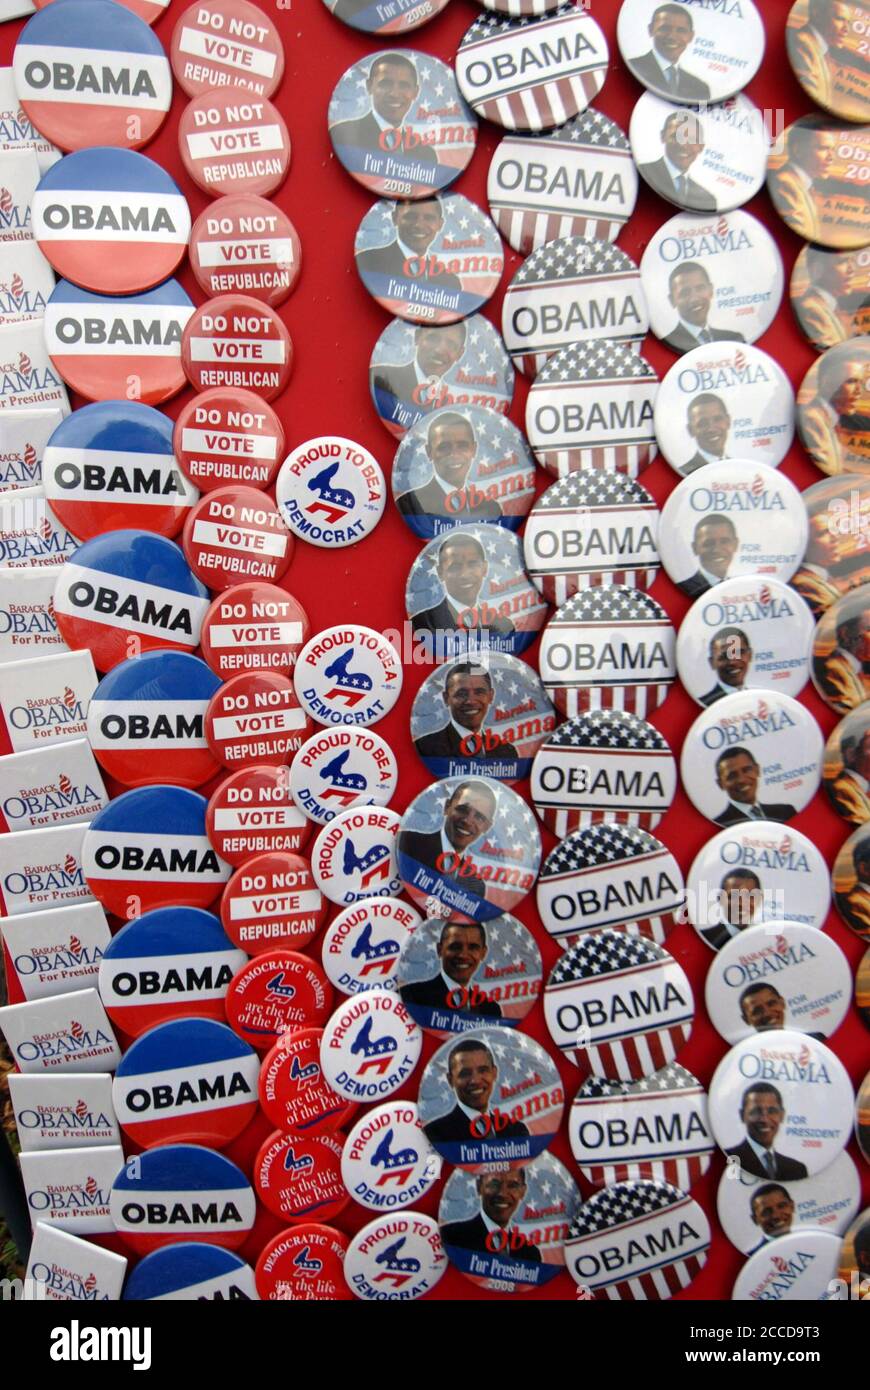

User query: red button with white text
[224,948,331,1048]
[178,91,291,198]
[207,765,312,865]
[189,195,300,306]
[205,672,310,769]
[170,0,284,99]
[174,388,285,493]
[220,851,327,954]
[258,1027,356,1134]
[200,582,310,679]
[183,486,293,590]
[255,1223,351,1301]
[181,295,292,401]
[255,1129,348,1224]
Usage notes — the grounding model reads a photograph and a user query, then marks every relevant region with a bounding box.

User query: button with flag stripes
[531,715,677,836]
[524,475,660,605]
[565,1179,710,1300]
[537,590,674,714]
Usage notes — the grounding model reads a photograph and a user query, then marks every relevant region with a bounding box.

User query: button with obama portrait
[320,0,451,37]
[658,464,807,598]
[768,115,870,249]
[833,820,870,940]
[405,525,548,660]
[732,1229,845,1301]
[797,338,870,477]
[630,92,769,213]
[787,0,870,123]
[438,1151,580,1292]
[410,651,555,782]
[531,716,677,837]
[793,475,870,617]
[678,576,813,707]
[397,775,542,925]
[619,0,764,105]
[825,704,870,823]
[417,1026,564,1172]
[391,405,535,541]
[717,1149,861,1257]
[685,823,831,952]
[791,245,870,353]
[812,582,870,712]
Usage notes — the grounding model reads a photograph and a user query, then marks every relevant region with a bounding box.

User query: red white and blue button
[110,1144,255,1255]
[122,1242,258,1301]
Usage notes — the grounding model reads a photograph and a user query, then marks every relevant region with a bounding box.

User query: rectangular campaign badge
[8,1071,119,1151]
[0,318,70,416]
[0,649,96,755]
[1,900,111,1001]
[0,739,107,834]
[0,238,54,326]
[0,406,63,491]
[0,818,92,915]
[0,988,120,1074]
[0,566,69,665]
[0,149,40,245]
[0,69,60,175]
[20,1145,124,1234]
[25,1220,127,1301]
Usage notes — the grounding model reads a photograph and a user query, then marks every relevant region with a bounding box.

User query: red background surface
[2,0,868,1301]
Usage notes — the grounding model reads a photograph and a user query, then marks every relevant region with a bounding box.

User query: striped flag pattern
[539,588,675,717]
[566,1180,711,1300]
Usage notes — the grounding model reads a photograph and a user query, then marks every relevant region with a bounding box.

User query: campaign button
[355,193,504,326]
[329,52,476,201]
[678,576,814,706]
[122,1242,258,1301]
[488,112,638,258]
[200,582,310,680]
[82,784,231,919]
[322,899,421,999]
[0,238,55,327]
[276,436,385,549]
[768,116,870,249]
[734,1228,844,1301]
[657,351,795,480]
[344,1211,446,1301]
[0,987,118,1072]
[787,0,870,123]
[171,0,284,100]
[797,339,870,476]
[255,1129,348,1224]
[13,0,172,153]
[795,473,870,619]
[531,717,678,839]
[112,1017,259,1150]
[525,341,659,476]
[258,1027,356,1135]
[538,590,674,714]
[52,529,209,673]
[833,819,870,941]
[255,1222,351,1301]
[7,1070,117,1152]
[618,0,764,104]
[791,245,870,353]
[26,1221,127,1301]
[859,947,870,1026]
[708,1028,853,1180]
[839,1202,870,1296]
[189,195,299,306]
[825,704,870,824]
[87,649,220,790]
[813,583,870,714]
[289,727,397,830]
[32,148,189,296]
[19,1144,123,1236]
[174,389,284,496]
[98,906,246,1036]
[43,278,194,406]
[544,931,694,1076]
[220,852,326,954]
[0,900,110,1003]
[396,913,541,1037]
[0,408,63,493]
[320,988,422,1103]
[295,626,402,730]
[418,1024,563,1171]
[312,806,403,906]
[181,294,292,402]
[397,775,541,924]
[717,1149,861,1257]
[565,1179,710,1300]
[858,1070,870,1164]
[178,91,290,199]
[342,1101,441,1213]
[0,736,106,833]
[183,487,292,591]
[33,0,171,27]
[631,92,769,213]
[457,9,608,133]
[207,765,310,865]
[502,239,647,381]
[0,486,76,568]
[110,1144,255,1254]
[205,673,309,771]
[477,0,564,18]
[659,464,807,595]
[0,71,59,176]
[224,950,331,1050]
[0,648,96,756]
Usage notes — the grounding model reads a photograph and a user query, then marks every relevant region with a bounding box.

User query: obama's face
[416,325,465,378]
[368,58,418,126]
[741,1090,784,1150]
[688,399,730,457]
[670,267,713,327]
[438,923,488,986]
[443,785,495,851]
[663,113,704,171]
[751,1188,794,1238]
[394,200,443,256]
[692,519,738,578]
[448,1046,496,1112]
[477,1171,526,1228]
[741,986,786,1032]
[427,419,477,488]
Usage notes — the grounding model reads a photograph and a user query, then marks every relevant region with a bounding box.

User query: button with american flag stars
[341,1100,442,1212]
[717,1149,861,1257]
[502,238,648,379]
[569,1064,714,1191]
[486,110,636,254]
[343,1210,447,1301]
[537,589,675,714]
[456,7,608,133]
[565,1178,710,1300]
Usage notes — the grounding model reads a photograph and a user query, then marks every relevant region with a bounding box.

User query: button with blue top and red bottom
[110,1144,256,1255]
[122,1243,259,1300]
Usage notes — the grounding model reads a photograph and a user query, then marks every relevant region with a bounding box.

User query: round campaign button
[768,116,870,249]
[354,193,504,326]
[189,195,300,307]
[787,0,870,123]
[531,714,677,837]
[718,1150,861,1257]
[678,576,814,706]
[294,626,402,730]
[122,1243,258,1302]
[111,1145,255,1256]
[221,853,326,955]
[207,765,311,866]
[618,0,764,104]
[825,704,870,823]
[53,529,209,673]
[44,278,193,407]
[32,148,189,296]
[812,582,870,712]
[112,1017,259,1150]
[290,726,398,828]
[225,951,331,1050]
[406,525,548,659]
[630,93,769,213]
[321,0,450,35]
[98,906,246,1036]
[833,820,870,940]
[200,582,310,680]
[328,51,476,201]
[183,487,293,591]
[488,108,636,260]
[255,1223,351,1302]
[565,1179,710,1300]
[0,487,75,568]
[342,1101,441,1213]
[538,590,674,713]
[178,91,290,199]
[396,913,541,1037]
[344,1211,446,1301]
[181,295,293,402]
[458,8,608,133]
[791,244,870,353]
[525,476,661,606]
[276,436,386,549]
[640,210,783,357]
[171,0,284,100]
[794,475,870,616]
[312,806,403,906]
[392,404,535,542]
[174,388,285,495]
[369,314,514,443]
[525,341,659,477]
[439,1151,580,1292]
[82,784,230,918]
[87,649,221,789]
[705,921,851,1047]
[320,989,422,1104]
[255,1129,348,1225]
[42,401,197,543]
[397,775,541,924]
[571,1064,713,1191]
[858,1071,870,1163]
[410,651,555,782]
[13,1,172,153]
[797,338,870,476]
[418,1025,564,1171]
[321,898,422,997]
[205,673,309,770]
[259,1027,356,1135]
[859,949,870,1024]
[736,1229,843,1301]
[30,0,174,23]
